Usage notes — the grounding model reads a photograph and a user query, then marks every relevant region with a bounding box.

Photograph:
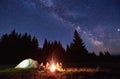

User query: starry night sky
[0,0,120,55]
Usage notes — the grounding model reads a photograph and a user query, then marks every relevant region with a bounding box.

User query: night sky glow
[0,0,120,55]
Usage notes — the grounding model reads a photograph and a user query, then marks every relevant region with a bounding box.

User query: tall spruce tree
[67,30,88,62]
[71,30,88,55]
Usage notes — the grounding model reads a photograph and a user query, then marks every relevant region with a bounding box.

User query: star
[117,29,120,32]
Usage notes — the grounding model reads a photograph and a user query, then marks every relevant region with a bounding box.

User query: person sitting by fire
[39,62,45,71]
[46,62,50,70]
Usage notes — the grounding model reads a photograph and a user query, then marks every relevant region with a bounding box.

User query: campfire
[40,61,64,72]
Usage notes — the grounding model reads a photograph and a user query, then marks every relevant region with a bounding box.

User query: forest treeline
[0,30,119,65]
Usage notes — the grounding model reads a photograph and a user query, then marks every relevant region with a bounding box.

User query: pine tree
[71,30,88,55]
[67,30,88,62]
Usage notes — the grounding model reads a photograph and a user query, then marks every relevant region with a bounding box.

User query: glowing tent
[15,58,39,69]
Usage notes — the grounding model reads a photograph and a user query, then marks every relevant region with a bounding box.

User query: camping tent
[15,58,39,69]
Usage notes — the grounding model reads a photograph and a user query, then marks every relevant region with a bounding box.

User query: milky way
[0,0,120,54]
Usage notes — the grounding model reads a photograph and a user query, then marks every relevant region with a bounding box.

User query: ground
[0,67,120,79]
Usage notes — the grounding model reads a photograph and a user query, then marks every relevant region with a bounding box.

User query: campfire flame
[49,63,56,72]
[47,61,64,72]
[40,61,64,72]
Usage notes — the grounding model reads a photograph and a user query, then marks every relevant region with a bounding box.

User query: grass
[0,68,24,73]
[0,67,119,79]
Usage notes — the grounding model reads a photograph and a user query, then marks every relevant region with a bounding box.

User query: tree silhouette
[41,39,65,63]
[104,51,111,57]
[0,30,39,65]
[99,51,104,57]
[0,29,115,66]
[52,41,65,62]
[66,30,89,62]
